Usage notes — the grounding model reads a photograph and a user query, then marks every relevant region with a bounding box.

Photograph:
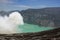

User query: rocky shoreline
[0,28,60,40]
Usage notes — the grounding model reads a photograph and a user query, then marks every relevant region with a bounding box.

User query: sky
[0,0,60,11]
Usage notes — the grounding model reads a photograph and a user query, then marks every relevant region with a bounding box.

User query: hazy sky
[0,0,60,11]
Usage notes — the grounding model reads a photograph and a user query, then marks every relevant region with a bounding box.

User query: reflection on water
[18,23,55,33]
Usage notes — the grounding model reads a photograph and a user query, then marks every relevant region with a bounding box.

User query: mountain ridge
[0,7,60,27]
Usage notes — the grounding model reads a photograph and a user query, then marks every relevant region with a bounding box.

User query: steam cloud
[0,12,24,34]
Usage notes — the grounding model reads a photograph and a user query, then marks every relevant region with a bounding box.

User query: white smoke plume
[0,12,24,34]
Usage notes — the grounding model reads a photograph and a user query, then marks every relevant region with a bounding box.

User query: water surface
[18,23,55,33]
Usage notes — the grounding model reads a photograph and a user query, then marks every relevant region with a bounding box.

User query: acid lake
[18,23,55,33]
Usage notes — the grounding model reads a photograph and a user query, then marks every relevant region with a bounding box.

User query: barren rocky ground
[0,28,60,40]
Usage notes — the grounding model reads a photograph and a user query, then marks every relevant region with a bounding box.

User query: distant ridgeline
[0,7,60,27]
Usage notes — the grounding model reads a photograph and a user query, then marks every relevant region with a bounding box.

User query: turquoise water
[18,23,54,33]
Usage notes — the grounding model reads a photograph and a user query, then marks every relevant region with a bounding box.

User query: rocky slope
[20,7,60,27]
